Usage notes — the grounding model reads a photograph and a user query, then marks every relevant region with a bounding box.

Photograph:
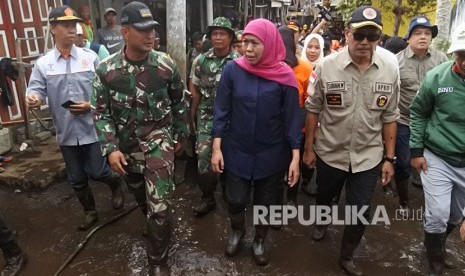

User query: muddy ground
[1,173,464,276]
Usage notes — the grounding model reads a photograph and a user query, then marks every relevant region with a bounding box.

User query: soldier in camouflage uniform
[190,17,239,216]
[91,2,187,275]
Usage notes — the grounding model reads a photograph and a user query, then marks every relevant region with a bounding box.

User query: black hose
[53,204,139,276]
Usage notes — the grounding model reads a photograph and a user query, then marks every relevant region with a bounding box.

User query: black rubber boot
[147,212,171,276]
[225,213,245,257]
[339,225,366,276]
[444,224,457,269]
[74,186,98,231]
[424,231,446,276]
[193,172,217,216]
[252,225,269,266]
[125,175,148,217]
[184,152,198,189]
[1,242,27,276]
[105,176,124,210]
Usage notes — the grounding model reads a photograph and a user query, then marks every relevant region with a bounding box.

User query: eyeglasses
[352,32,381,42]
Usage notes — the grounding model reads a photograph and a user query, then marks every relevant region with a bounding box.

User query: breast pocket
[73,70,94,99]
[110,93,134,126]
[368,82,393,110]
[137,70,170,121]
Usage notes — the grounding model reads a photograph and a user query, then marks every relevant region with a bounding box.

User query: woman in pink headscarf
[211,18,301,266]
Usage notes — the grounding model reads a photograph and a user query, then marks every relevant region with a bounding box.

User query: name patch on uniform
[376,95,388,107]
[326,81,345,91]
[326,94,342,106]
[437,87,454,93]
[375,83,392,93]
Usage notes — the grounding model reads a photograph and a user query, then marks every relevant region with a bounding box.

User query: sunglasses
[352,32,381,42]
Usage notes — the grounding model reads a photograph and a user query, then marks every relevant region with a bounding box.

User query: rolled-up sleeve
[381,72,400,123]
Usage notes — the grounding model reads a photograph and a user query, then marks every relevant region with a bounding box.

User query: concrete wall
[166,0,187,83]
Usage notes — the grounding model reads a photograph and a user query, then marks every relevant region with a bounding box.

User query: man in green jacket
[409,23,465,276]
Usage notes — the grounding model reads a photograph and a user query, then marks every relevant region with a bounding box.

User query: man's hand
[68,101,91,115]
[108,151,127,175]
[303,150,316,168]
[26,94,43,109]
[411,157,427,174]
[381,161,394,186]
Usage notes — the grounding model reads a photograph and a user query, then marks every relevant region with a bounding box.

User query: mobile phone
[61,100,76,109]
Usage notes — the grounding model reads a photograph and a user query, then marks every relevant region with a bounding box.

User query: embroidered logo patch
[376,95,388,107]
[363,8,377,20]
[140,9,152,18]
[82,59,89,69]
[64,8,74,16]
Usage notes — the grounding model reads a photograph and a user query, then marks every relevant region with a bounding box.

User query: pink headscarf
[234,19,298,89]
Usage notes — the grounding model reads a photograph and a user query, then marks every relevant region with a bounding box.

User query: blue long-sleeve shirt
[212,61,301,179]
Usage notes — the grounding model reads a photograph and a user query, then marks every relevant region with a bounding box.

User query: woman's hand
[288,149,300,187]
[288,158,300,187]
[211,148,224,173]
[211,138,224,173]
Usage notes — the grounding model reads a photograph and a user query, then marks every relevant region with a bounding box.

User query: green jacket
[410,60,465,167]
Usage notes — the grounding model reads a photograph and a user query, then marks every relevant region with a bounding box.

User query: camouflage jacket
[92,50,187,173]
[191,48,239,128]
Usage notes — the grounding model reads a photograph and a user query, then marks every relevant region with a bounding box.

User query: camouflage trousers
[195,131,213,175]
[124,165,174,218]
[123,149,175,217]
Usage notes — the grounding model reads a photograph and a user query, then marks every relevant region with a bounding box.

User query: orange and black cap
[49,6,82,23]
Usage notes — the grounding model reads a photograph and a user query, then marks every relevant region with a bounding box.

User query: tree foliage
[338,0,437,35]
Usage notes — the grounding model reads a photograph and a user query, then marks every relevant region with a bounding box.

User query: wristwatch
[383,156,397,164]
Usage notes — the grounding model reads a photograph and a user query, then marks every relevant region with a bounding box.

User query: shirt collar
[205,47,236,60]
[453,63,465,79]
[119,47,158,68]
[406,45,432,58]
[53,45,78,61]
